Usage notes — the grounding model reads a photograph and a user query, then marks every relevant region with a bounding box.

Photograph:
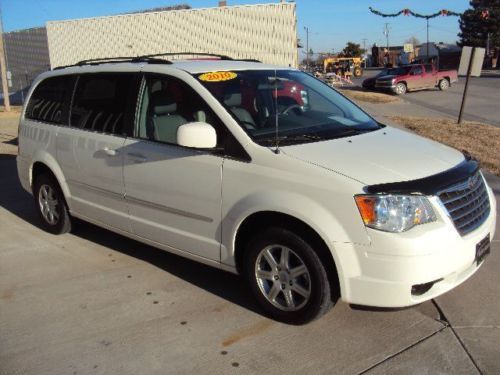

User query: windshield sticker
[199,71,237,82]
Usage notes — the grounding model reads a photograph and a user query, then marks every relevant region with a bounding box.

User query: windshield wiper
[257,133,326,146]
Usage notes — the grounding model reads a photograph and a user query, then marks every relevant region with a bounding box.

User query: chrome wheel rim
[396,84,405,94]
[440,80,448,89]
[38,184,60,225]
[254,245,311,311]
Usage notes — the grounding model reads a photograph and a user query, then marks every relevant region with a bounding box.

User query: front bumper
[374,81,395,90]
[336,186,497,307]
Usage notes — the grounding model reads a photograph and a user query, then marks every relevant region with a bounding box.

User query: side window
[412,66,423,75]
[424,65,433,73]
[137,75,224,146]
[25,75,74,125]
[70,74,134,135]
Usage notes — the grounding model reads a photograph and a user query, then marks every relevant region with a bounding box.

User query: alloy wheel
[254,245,312,311]
[38,184,60,225]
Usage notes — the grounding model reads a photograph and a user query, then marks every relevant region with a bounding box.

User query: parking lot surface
[1,116,499,374]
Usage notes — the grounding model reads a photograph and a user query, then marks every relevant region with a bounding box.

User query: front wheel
[394,82,407,95]
[244,228,334,324]
[353,67,363,77]
[438,79,450,91]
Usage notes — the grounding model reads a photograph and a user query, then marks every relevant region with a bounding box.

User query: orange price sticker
[199,71,237,82]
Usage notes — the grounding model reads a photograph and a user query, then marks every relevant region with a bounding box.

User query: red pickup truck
[374,64,458,95]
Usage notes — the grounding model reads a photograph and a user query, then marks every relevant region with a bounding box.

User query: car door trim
[67,179,124,200]
[125,195,214,223]
[68,179,213,222]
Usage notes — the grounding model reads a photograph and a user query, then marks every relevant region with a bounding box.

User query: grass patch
[389,116,500,176]
[340,88,400,104]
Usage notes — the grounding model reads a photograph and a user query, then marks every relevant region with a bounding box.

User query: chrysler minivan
[17,55,496,324]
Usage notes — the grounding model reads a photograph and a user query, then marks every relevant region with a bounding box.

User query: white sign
[6,71,11,79]
[458,46,485,77]
[403,43,414,53]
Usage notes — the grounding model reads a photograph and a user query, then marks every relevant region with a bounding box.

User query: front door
[123,73,224,261]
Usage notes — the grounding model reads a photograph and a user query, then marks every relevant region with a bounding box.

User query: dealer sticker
[199,71,237,82]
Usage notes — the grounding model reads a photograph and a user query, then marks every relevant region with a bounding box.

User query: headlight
[354,195,436,233]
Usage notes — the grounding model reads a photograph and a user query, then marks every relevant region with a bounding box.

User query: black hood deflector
[364,157,479,195]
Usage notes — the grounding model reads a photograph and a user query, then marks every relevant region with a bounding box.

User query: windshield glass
[195,70,380,146]
[387,66,411,76]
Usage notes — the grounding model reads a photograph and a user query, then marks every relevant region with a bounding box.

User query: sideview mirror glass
[177,122,217,149]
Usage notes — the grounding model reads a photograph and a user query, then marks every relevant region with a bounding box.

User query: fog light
[411,278,443,296]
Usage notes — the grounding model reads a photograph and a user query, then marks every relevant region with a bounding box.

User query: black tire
[33,174,72,234]
[394,82,407,95]
[438,79,450,91]
[354,67,363,77]
[244,227,335,325]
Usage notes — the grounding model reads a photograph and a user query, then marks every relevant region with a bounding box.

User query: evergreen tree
[458,0,500,48]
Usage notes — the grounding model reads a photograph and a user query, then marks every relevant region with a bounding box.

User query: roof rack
[54,52,261,70]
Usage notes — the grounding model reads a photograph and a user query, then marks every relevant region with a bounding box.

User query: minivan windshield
[195,70,380,146]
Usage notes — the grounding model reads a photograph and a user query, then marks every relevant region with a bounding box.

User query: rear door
[423,64,437,88]
[56,72,140,231]
[122,73,225,261]
[407,65,424,90]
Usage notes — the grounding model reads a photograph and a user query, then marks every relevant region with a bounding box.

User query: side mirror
[177,122,217,149]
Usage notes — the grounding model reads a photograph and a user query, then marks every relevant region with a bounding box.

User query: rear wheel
[34,174,72,234]
[244,227,334,325]
[438,79,450,91]
[353,67,363,77]
[394,82,407,95]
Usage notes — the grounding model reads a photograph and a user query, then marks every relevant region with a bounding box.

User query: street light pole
[0,5,10,112]
[426,18,429,58]
[304,26,309,71]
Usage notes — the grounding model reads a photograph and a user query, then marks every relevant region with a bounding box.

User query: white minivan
[17,54,496,324]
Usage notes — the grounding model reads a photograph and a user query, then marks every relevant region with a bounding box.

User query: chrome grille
[439,172,490,236]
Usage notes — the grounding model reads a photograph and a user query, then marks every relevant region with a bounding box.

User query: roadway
[353,69,500,126]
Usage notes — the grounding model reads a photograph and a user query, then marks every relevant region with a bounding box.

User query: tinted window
[412,66,423,75]
[424,64,433,73]
[70,74,134,135]
[26,75,74,125]
[137,74,224,147]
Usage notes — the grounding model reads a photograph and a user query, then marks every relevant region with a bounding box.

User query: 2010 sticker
[199,71,237,82]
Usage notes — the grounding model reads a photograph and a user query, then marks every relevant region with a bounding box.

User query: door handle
[102,147,118,156]
[127,152,148,163]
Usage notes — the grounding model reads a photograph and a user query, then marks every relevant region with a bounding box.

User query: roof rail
[53,52,261,70]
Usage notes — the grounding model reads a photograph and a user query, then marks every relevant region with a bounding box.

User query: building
[46,3,298,69]
[1,27,50,103]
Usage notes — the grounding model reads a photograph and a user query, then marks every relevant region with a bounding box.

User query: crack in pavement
[357,298,488,375]
[356,324,448,375]
[431,299,484,375]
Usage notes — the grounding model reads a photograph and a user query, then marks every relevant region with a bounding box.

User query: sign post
[458,46,485,124]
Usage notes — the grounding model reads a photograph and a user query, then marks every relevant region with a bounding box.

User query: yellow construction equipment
[323,57,363,77]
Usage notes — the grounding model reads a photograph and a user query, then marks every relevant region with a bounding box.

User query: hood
[376,75,396,81]
[281,126,465,185]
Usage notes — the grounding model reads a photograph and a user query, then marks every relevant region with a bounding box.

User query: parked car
[361,68,390,89]
[17,55,495,324]
[374,64,458,95]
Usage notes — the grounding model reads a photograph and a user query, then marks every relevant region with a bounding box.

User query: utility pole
[426,18,430,58]
[0,5,10,112]
[383,23,390,50]
[304,26,309,71]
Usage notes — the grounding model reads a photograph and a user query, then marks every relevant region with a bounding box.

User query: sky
[1,0,471,55]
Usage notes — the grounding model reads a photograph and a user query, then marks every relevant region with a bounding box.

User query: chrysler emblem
[468,174,479,189]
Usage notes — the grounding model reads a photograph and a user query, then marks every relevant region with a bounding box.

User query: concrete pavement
[1,118,499,374]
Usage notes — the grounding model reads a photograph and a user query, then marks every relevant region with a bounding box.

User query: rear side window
[70,74,135,135]
[424,64,433,73]
[25,75,74,125]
